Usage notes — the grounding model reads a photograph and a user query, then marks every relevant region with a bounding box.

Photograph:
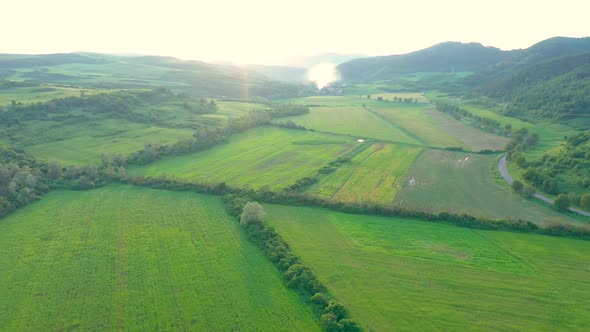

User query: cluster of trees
[272,120,307,130]
[373,95,418,103]
[0,146,48,216]
[435,101,512,136]
[505,128,539,152]
[510,132,589,205]
[223,195,361,331]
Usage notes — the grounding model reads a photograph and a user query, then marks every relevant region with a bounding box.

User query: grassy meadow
[128,126,359,190]
[265,204,590,331]
[0,119,194,165]
[368,103,465,148]
[279,95,510,151]
[277,105,422,145]
[0,85,113,105]
[305,143,422,205]
[0,185,319,331]
[394,149,579,225]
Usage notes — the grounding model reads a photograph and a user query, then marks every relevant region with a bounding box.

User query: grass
[0,185,319,331]
[305,143,422,205]
[276,105,422,145]
[1,118,193,165]
[0,85,113,105]
[368,103,466,148]
[0,97,268,165]
[281,95,510,151]
[421,108,509,151]
[394,149,580,225]
[264,204,590,331]
[426,92,577,157]
[128,126,359,190]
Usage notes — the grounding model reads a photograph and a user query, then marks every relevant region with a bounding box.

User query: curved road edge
[498,155,590,217]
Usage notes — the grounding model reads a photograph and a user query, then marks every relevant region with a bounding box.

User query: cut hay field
[368,103,465,148]
[264,204,590,331]
[281,95,510,151]
[422,108,509,151]
[128,126,359,190]
[0,185,319,331]
[426,92,576,156]
[305,143,422,205]
[394,149,578,225]
[277,106,422,145]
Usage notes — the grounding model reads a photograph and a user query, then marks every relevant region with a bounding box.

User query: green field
[368,103,465,148]
[278,105,422,145]
[305,143,422,205]
[422,108,509,151]
[280,95,510,151]
[0,185,319,331]
[394,149,579,225]
[426,92,576,156]
[0,85,113,105]
[264,204,590,331]
[0,119,193,165]
[128,126,359,190]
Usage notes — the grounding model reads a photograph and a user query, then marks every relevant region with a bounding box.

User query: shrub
[554,194,570,211]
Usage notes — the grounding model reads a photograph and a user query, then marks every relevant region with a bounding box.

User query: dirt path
[498,156,590,217]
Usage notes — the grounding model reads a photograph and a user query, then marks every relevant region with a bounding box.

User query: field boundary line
[329,144,384,200]
[363,105,427,145]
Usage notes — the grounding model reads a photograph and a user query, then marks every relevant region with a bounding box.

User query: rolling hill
[0,53,311,99]
[337,42,512,82]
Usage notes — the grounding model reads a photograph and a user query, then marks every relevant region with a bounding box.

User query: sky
[2,0,589,65]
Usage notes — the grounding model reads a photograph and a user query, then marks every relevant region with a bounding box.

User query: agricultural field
[0,118,193,165]
[0,85,113,105]
[277,105,422,145]
[426,92,577,157]
[368,103,465,148]
[305,143,422,205]
[280,95,510,151]
[422,108,509,151]
[264,204,590,331]
[128,126,360,190]
[394,149,580,225]
[0,185,319,331]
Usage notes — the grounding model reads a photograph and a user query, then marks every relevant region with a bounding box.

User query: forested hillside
[337,42,511,82]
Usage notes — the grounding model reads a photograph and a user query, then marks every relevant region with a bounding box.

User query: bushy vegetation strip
[435,101,512,136]
[222,195,363,331]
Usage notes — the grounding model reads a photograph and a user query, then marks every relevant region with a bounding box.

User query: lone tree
[553,194,570,211]
[240,201,265,227]
[580,193,590,210]
[511,180,524,193]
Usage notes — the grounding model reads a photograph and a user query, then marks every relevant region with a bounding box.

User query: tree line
[435,101,513,136]
[118,174,590,241]
[224,196,362,331]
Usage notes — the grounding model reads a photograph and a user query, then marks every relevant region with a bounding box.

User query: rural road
[498,156,590,217]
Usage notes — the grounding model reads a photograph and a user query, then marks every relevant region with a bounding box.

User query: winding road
[498,156,590,217]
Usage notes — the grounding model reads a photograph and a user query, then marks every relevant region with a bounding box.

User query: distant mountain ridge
[0,53,311,98]
[337,42,514,81]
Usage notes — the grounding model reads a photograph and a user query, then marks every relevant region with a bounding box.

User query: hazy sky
[3,0,589,64]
